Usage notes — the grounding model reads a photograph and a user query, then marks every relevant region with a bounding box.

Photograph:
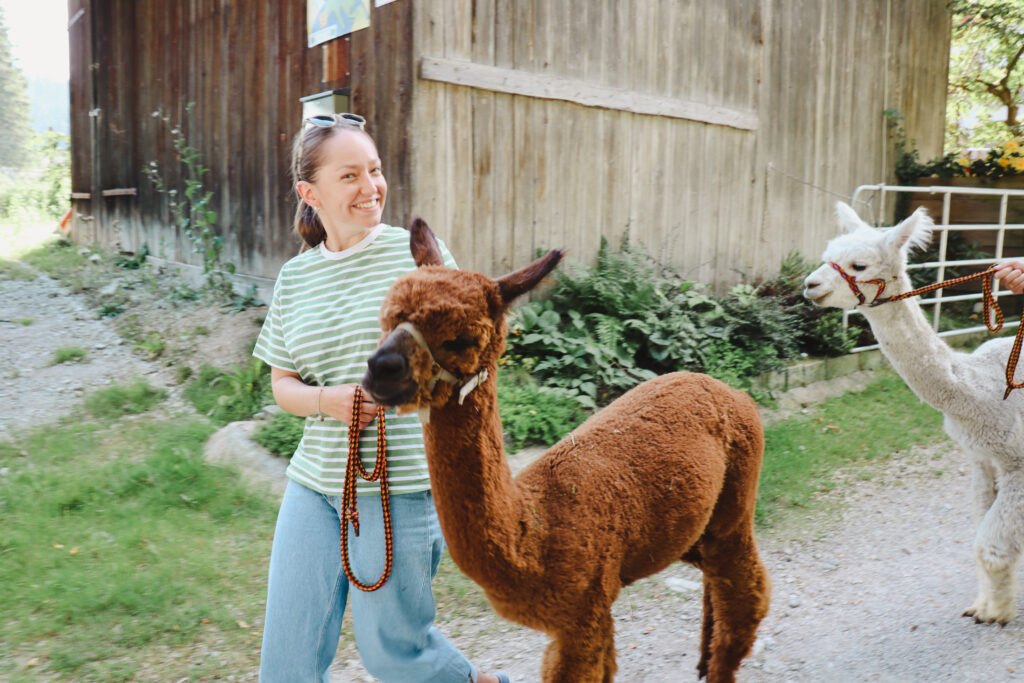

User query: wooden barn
[67,0,951,294]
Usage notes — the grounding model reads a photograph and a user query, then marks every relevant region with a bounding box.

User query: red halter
[828,262,896,306]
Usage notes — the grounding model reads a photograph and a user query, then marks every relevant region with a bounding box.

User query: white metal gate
[845,183,1024,351]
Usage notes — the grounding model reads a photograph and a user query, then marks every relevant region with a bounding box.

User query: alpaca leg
[964,472,1024,625]
[696,579,713,680]
[700,531,771,683]
[599,625,617,683]
[540,614,615,683]
[970,458,998,521]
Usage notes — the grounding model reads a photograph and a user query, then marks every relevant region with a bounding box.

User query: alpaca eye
[441,335,476,352]
[851,263,867,272]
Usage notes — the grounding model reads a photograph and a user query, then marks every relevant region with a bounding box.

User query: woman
[253,113,508,683]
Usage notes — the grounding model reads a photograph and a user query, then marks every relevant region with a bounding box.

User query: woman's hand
[268,368,379,429]
[995,259,1024,294]
[320,383,379,430]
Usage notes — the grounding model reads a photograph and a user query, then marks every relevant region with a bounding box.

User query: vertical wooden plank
[489,1,515,272]
[352,0,413,229]
[410,2,447,233]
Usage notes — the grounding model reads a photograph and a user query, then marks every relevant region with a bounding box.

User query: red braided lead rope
[340,386,393,591]
[831,262,1024,399]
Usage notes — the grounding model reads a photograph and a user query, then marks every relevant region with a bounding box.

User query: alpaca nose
[803,273,822,291]
[367,349,408,383]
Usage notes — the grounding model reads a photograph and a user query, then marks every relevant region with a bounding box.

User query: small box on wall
[299,89,351,120]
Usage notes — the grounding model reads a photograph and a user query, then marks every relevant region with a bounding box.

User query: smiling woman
[250,114,508,683]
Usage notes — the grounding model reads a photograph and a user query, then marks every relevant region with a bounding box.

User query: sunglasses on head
[304,112,367,130]
[295,113,368,179]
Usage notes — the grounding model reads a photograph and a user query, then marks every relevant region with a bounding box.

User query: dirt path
[4,274,1024,682]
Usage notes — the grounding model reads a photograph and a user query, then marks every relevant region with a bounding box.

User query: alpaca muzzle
[364,322,488,422]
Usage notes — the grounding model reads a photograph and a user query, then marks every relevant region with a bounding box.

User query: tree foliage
[0,6,31,169]
[946,0,1024,150]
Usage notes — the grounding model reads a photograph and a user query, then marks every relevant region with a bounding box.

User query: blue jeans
[259,480,476,682]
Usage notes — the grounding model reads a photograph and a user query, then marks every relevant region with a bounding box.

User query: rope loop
[340,385,393,591]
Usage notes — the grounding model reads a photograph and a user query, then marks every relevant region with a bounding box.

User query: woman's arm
[270,366,378,429]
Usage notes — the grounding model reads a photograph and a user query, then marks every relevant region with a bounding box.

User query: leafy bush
[84,379,167,420]
[184,360,271,425]
[497,370,588,450]
[504,238,806,407]
[252,412,305,457]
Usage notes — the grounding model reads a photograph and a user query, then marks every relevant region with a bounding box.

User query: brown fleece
[364,219,771,683]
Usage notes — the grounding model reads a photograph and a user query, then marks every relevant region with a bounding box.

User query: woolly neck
[317,224,386,260]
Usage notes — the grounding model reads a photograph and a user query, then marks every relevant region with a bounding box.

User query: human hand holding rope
[995,260,1024,295]
[319,383,379,429]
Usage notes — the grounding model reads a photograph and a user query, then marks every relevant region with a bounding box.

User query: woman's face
[300,128,388,237]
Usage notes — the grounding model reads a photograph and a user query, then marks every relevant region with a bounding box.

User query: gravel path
[4,272,1024,682]
[0,274,171,438]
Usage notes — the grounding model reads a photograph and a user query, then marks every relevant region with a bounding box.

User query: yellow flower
[958,156,972,167]
[999,156,1010,168]
[1012,157,1024,172]
[1005,138,1021,153]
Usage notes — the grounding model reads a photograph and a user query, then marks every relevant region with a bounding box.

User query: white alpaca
[803,202,1024,625]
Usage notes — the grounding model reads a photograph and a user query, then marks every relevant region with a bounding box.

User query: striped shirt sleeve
[252,282,297,372]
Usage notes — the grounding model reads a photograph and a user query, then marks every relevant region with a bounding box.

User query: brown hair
[290,119,376,250]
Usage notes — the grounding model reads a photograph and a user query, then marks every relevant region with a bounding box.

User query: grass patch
[756,372,946,524]
[51,346,87,365]
[19,237,95,293]
[83,379,167,421]
[0,409,276,680]
[0,259,37,281]
[133,330,166,360]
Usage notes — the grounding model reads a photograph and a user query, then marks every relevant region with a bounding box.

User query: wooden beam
[419,55,758,131]
[100,188,138,197]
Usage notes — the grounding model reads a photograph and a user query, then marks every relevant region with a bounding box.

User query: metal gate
[845,183,1024,352]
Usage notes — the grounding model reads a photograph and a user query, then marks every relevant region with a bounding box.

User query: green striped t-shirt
[252,224,456,496]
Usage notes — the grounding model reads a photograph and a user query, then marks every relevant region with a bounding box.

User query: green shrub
[184,360,271,425]
[809,313,859,356]
[252,412,304,457]
[497,371,588,451]
[505,239,805,406]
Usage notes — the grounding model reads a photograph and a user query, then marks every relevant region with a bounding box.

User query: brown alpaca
[362,217,771,683]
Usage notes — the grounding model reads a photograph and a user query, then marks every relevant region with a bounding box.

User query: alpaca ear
[495,249,565,306]
[409,215,445,267]
[835,202,864,234]
[886,207,934,253]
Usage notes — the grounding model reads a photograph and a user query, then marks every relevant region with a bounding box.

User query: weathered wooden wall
[68,0,950,288]
[67,0,368,280]
[408,0,950,283]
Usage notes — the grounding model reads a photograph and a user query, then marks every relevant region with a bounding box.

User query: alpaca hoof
[963,600,1014,625]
